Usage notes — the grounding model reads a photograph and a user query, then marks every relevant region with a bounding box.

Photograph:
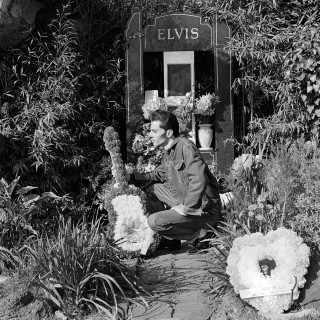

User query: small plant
[204,222,250,297]
[290,154,320,253]
[237,193,282,234]
[24,215,148,318]
[0,176,62,250]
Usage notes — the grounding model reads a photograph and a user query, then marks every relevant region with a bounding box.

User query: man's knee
[147,212,166,232]
[148,213,159,232]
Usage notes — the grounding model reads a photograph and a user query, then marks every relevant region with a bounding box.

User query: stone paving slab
[174,290,215,320]
[125,242,218,320]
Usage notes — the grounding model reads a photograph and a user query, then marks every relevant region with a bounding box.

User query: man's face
[149,120,169,148]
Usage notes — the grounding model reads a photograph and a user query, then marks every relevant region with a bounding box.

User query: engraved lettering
[156,27,200,40]
[158,29,165,40]
[167,29,174,40]
[185,28,189,39]
[174,28,184,39]
[191,28,199,39]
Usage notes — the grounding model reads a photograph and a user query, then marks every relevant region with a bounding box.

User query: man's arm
[181,141,207,215]
[131,161,167,183]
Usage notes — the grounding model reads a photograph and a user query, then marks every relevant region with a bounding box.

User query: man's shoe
[187,228,207,245]
[157,237,182,251]
[187,229,210,254]
[135,254,146,276]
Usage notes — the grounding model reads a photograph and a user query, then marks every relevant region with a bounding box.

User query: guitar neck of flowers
[103,126,127,189]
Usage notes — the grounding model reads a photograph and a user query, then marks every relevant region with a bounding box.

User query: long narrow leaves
[24,215,146,317]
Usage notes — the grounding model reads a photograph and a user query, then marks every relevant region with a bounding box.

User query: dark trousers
[144,183,220,241]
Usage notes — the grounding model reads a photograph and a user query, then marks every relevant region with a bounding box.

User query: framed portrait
[167,64,191,96]
[164,51,194,98]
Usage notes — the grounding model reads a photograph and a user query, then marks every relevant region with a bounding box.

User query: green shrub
[0,1,127,199]
[222,139,320,254]
[289,145,320,253]
[211,0,320,145]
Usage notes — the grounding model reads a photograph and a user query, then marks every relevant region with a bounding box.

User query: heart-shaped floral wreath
[226,228,310,314]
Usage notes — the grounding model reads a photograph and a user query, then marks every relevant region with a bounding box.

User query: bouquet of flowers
[142,97,166,120]
[194,92,220,124]
[194,92,219,116]
[172,92,195,132]
[132,123,164,173]
[173,92,220,126]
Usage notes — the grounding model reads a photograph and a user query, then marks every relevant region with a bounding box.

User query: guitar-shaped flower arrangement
[99,126,157,256]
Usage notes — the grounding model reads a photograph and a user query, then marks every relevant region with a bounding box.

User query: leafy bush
[222,138,320,253]
[206,0,320,150]
[0,1,127,199]
[289,143,320,253]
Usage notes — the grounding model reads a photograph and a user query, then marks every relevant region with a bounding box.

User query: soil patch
[0,287,54,320]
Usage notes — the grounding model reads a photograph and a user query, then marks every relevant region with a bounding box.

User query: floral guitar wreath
[226,227,310,315]
[98,127,158,256]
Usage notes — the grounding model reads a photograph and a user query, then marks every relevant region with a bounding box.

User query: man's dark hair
[150,110,180,137]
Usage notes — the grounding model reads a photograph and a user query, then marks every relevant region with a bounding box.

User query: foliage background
[0,0,217,203]
[211,0,320,153]
[0,0,320,220]
[1,0,320,316]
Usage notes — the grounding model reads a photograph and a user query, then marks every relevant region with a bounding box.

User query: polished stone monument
[125,11,233,173]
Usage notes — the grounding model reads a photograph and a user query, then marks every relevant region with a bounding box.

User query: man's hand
[183,206,202,216]
[172,205,203,216]
[125,164,134,182]
[172,204,187,216]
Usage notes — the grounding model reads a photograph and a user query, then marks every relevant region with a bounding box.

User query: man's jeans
[144,183,220,241]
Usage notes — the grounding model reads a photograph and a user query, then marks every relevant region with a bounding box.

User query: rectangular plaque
[144,14,214,52]
[239,284,297,299]
[168,64,191,96]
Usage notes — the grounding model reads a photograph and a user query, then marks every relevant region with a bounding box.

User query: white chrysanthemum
[195,93,215,115]
[226,227,310,314]
[142,98,166,120]
[112,194,154,252]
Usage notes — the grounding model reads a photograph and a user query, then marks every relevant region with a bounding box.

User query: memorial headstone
[125,11,233,172]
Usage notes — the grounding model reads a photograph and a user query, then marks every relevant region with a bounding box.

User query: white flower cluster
[194,93,219,116]
[226,227,310,314]
[111,194,154,252]
[142,98,166,120]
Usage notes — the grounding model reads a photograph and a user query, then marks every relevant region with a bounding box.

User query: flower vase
[198,124,213,149]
